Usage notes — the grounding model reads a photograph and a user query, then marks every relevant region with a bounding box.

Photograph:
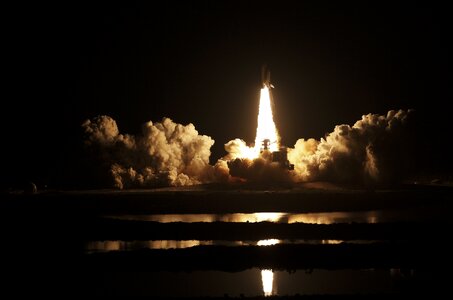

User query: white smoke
[82,116,214,189]
[216,139,292,184]
[83,110,414,188]
[287,109,414,185]
[221,109,414,185]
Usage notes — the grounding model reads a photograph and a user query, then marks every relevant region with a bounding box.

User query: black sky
[3,1,452,189]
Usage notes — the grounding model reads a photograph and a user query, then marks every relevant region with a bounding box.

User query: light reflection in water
[88,268,413,296]
[254,212,285,222]
[256,213,281,297]
[97,240,121,251]
[286,211,379,224]
[87,240,209,252]
[109,211,383,224]
[258,238,280,296]
[149,240,202,249]
[257,239,280,246]
[321,239,343,244]
[261,269,274,296]
[86,239,361,253]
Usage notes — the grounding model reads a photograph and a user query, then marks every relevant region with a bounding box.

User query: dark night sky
[3,1,452,188]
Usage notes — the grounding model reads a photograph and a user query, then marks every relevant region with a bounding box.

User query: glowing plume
[254,86,279,154]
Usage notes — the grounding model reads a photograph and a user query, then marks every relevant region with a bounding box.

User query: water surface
[107,209,441,224]
[95,268,426,297]
[86,239,377,253]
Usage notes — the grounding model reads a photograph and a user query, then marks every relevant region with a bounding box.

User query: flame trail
[254,86,279,155]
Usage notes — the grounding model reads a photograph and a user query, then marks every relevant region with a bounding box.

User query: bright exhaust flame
[254,86,279,154]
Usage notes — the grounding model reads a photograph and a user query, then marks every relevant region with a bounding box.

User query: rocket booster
[261,65,274,88]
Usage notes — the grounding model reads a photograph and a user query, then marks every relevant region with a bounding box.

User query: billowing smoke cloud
[288,109,414,185]
[83,109,414,188]
[215,139,292,185]
[220,109,414,186]
[82,116,214,188]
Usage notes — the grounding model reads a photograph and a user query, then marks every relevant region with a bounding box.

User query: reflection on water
[91,240,121,252]
[254,212,285,222]
[258,239,280,296]
[287,211,380,224]
[85,239,360,253]
[108,210,404,224]
[257,239,279,246]
[79,239,353,297]
[86,239,359,253]
[94,268,424,296]
[261,270,274,296]
[87,240,206,253]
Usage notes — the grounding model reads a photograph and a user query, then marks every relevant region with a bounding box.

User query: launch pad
[260,138,294,170]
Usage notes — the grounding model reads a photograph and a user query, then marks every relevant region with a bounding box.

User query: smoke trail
[82,116,214,188]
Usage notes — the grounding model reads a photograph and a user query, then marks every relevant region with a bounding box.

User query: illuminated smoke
[221,109,413,185]
[82,116,214,188]
[225,155,292,184]
[287,109,414,184]
[83,108,413,187]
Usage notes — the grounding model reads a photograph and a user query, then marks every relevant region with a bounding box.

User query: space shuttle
[261,65,274,89]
